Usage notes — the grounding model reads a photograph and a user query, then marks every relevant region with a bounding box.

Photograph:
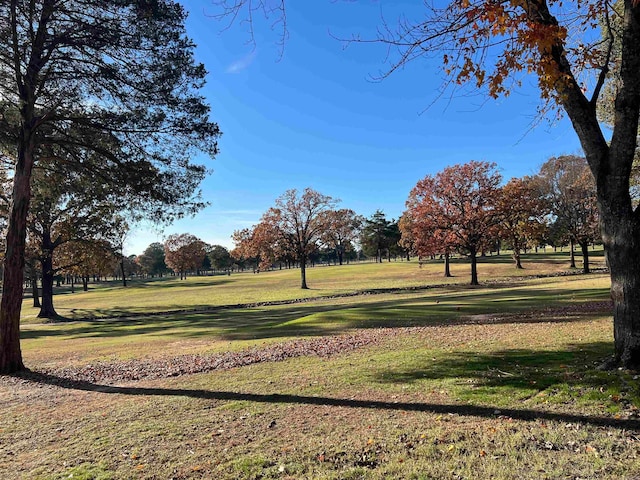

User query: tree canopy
[0,0,220,372]
[405,161,502,285]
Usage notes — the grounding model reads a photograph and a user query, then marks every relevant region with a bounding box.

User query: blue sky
[126,0,584,255]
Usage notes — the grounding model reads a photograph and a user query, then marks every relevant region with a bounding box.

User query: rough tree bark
[0,132,34,372]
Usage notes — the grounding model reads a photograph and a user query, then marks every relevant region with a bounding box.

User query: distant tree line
[0,155,600,325]
[228,159,601,289]
[229,188,415,289]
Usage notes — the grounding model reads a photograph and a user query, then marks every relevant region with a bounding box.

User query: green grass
[20,249,605,324]
[20,273,610,366]
[4,249,638,479]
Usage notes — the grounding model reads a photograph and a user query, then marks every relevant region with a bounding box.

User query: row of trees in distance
[17,153,599,321]
[230,155,600,288]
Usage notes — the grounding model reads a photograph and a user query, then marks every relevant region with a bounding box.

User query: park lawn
[19,249,606,324]
[18,273,611,367]
[2,311,640,479]
[3,251,633,479]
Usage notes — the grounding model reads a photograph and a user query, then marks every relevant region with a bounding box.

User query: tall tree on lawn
[0,0,220,373]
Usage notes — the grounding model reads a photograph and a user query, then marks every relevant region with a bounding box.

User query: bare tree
[263,188,337,289]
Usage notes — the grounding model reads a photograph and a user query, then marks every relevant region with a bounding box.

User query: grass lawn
[3,249,638,479]
[19,249,606,324]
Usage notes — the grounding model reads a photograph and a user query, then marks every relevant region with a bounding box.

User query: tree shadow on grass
[11,369,640,431]
[373,342,640,412]
[20,286,611,342]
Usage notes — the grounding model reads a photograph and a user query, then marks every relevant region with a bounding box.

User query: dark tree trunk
[38,252,59,320]
[71,276,75,294]
[120,258,127,287]
[300,255,308,289]
[470,249,479,286]
[514,250,523,269]
[598,186,640,369]
[30,264,40,308]
[337,247,344,266]
[513,239,523,269]
[0,129,35,372]
[83,276,88,291]
[444,252,452,277]
[569,239,577,268]
[579,241,590,274]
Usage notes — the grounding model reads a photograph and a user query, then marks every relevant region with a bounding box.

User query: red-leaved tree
[164,234,207,280]
[405,161,502,285]
[496,178,549,269]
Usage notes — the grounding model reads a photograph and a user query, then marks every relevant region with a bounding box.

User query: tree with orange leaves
[405,161,502,285]
[496,177,549,269]
[164,234,207,280]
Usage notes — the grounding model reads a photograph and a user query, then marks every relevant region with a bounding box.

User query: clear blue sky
[126,0,584,255]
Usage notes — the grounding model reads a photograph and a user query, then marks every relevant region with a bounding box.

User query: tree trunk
[337,248,344,266]
[30,264,41,308]
[71,276,75,294]
[444,252,452,277]
[120,258,127,287]
[38,252,59,320]
[83,276,89,291]
[598,189,640,368]
[300,255,308,289]
[569,239,576,268]
[514,250,523,269]
[470,249,479,286]
[580,241,590,274]
[0,130,35,372]
[513,239,523,269]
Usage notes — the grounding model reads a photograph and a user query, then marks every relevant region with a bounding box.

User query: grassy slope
[4,249,639,479]
[20,250,604,323]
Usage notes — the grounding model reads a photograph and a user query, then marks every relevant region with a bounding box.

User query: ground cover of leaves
[3,300,640,480]
[17,300,613,385]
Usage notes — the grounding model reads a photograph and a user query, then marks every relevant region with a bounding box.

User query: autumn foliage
[164,234,207,280]
[404,161,502,285]
[495,178,548,269]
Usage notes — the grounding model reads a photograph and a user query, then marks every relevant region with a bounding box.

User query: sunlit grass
[20,249,606,324]
[20,272,611,367]
[5,247,637,479]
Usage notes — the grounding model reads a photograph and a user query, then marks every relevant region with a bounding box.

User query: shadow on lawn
[375,342,615,390]
[20,286,612,342]
[14,367,640,431]
[372,341,640,416]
